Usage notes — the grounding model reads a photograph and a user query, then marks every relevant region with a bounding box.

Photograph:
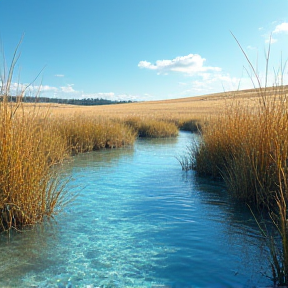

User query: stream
[0,132,271,288]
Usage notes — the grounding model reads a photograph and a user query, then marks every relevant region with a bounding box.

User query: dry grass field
[23,85,288,122]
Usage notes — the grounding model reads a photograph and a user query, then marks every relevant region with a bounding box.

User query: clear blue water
[0,132,271,288]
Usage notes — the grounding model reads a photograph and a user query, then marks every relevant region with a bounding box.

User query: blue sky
[0,0,288,101]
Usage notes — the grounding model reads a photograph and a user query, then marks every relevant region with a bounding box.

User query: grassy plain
[22,85,288,127]
[25,87,276,119]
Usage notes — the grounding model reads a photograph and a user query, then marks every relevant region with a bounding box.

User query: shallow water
[0,132,271,288]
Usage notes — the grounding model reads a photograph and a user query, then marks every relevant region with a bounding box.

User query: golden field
[24,85,288,120]
[19,86,288,139]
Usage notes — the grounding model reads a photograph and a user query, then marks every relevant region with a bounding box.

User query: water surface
[0,132,271,288]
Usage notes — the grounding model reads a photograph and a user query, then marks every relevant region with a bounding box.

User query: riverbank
[0,132,271,288]
[1,84,287,232]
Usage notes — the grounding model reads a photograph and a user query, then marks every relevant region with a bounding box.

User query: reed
[52,114,137,154]
[0,40,72,232]
[124,116,179,138]
[0,99,70,232]
[195,92,288,203]
[178,118,201,133]
[192,35,288,284]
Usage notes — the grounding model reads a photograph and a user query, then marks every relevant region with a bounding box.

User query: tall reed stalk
[0,42,69,232]
[192,35,288,285]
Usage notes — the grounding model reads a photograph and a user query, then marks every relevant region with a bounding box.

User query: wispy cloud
[55,74,65,77]
[265,36,277,44]
[7,82,58,94]
[174,72,241,98]
[4,82,140,101]
[81,92,115,99]
[138,54,221,75]
[60,84,76,93]
[82,92,140,101]
[247,45,257,50]
[38,85,58,92]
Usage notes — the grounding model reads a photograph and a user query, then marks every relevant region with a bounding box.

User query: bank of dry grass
[193,85,288,285]
[0,100,69,231]
[123,116,179,137]
[195,86,288,206]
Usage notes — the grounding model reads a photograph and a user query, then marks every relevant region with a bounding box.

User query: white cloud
[55,74,65,77]
[5,82,58,95]
[178,72,243,97]
[60,84,76,93]
[2,82,139,101]
[138,54,221,75]
[273,22,288,34]
[38,85,58,92]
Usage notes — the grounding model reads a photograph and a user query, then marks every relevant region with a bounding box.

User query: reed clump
[0,99,69,231]
[195,86,288,206]
[178,119,201,133]
[193,85,288,285]
[124,116,179,138]
[54,115,137,154]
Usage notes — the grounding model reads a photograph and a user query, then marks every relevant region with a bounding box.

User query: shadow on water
[0,132,272,288]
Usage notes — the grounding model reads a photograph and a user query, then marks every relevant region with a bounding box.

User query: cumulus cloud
[273,22,288,34]
[138,54,221,75]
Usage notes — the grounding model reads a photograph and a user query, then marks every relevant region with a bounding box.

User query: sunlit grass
[53,114,137,154]
[123,116,179,138]
[190,34,288,285]
[0,99,70,231]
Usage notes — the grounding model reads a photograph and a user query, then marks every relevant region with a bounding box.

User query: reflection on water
[0,132,271,288]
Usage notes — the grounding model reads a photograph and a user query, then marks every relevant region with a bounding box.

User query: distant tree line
[3,95,134,105]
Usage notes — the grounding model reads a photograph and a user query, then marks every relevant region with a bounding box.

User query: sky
[0,0,288,102]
